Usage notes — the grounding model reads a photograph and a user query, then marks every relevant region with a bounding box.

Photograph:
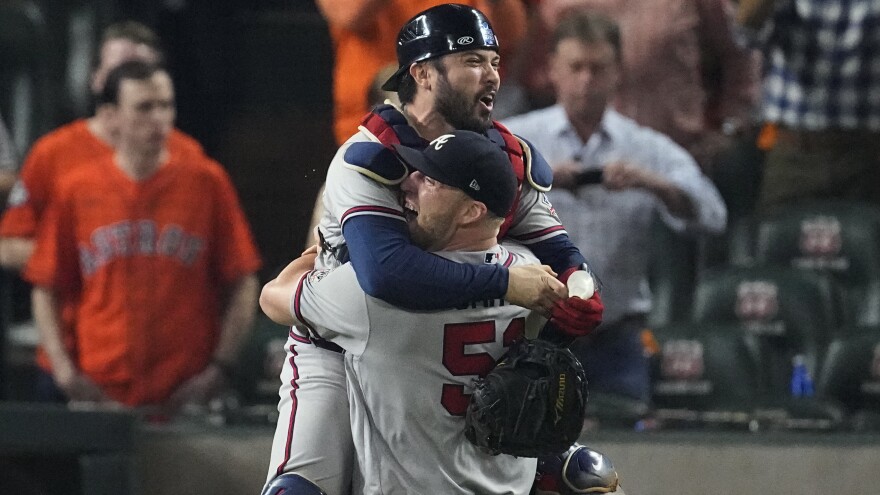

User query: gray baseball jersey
[267,118,562,493]
[292,243,539,495]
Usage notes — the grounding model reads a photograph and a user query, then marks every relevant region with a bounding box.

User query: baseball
[567,270,595,298]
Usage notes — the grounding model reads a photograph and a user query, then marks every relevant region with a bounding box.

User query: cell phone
[574,169,604,185]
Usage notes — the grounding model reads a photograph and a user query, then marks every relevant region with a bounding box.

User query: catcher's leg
[265,331,351,495]
[533,444,621,494]
[261,473,327,495]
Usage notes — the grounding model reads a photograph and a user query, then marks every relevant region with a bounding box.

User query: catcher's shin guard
[535,444,620,494]
[260,473,327,495]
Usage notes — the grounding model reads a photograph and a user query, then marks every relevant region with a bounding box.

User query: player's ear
[410,62,430,89]
[461,199,489,226]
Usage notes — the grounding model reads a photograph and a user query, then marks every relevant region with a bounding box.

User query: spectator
[316,0,528,145]
[737,0,880,209]
[532,0,760,169]
[503,12,727,402]
[0,21,206,397]
[0,20,203,271]
[24,61,261,411]
[0,110,17,206]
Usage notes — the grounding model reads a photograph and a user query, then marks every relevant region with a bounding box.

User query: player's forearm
[344,215,508,309]
[214,274,259,366]
[0,237,35,271]
[528,234,588,277]
[260,253,317,326]
[31,286,75,374]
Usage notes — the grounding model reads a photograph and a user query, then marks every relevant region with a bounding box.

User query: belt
[312,337,344,354]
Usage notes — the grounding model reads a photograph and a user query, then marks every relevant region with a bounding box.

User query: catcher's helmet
[381,3,500,91]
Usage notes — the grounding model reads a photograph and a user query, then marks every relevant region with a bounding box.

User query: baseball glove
[464,338,588,458]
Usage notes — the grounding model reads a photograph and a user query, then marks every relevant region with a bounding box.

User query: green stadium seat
[731,201,880,326]
[816,326,880,418]
[652,322,761,416]
[647,216,698,328]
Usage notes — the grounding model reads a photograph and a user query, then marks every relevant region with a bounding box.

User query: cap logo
[430,134,455,150]
[469,179,481,191]
[457,36,474,45]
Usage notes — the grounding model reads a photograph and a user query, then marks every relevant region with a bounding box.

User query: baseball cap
[394,130,517,217]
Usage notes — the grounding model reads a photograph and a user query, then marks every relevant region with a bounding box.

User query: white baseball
[567,270,595,298]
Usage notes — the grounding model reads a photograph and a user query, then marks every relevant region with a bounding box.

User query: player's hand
[54,366,112,403]
[506,265,567,314]
[167,364,227,413]
[548,291,604,339]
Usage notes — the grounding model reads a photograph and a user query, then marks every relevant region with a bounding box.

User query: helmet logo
[457,36,474,45]
[430,134,455,150]
[479,21,497,45]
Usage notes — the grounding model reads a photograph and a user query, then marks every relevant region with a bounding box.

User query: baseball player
[24,61,261,408]
[263,131,541,494]
[264,5,605,494]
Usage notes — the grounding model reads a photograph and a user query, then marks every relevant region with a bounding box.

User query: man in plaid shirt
[739,0,880,209]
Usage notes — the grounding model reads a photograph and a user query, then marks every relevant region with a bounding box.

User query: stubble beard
[434,74,492,134]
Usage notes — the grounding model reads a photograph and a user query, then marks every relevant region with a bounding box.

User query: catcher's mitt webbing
[464,338,588,457]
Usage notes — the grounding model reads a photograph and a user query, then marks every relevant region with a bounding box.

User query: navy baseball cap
[394,130,517,217]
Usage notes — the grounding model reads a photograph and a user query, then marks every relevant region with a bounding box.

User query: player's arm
[343,214,564,313]
[261,250,318,326]
[327,141,565,313]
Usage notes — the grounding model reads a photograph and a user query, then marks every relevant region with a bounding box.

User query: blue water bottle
[790,354,814,398]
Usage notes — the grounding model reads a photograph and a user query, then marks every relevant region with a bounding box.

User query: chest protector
[356,104,552,238]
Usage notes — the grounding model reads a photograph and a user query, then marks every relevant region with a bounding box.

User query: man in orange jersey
[24,61,261,410]
[0,21,203,270]
[0,22,205,400]
[316,0,527,145]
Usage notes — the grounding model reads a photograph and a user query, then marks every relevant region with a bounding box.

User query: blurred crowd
[0,0,879,434]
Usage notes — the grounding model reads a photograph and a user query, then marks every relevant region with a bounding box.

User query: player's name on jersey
[454,298,509,310]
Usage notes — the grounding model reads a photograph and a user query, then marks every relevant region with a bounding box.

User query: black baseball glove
[464,338,588,458]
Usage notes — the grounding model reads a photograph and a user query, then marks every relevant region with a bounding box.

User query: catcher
[261,131,619,494]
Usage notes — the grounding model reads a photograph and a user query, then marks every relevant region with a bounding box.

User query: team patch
[7,180,28,207]
[308,269,331,284]
[540,193,559,219]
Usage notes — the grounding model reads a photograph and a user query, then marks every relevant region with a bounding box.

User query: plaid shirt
[503,106,727,324]
[761,0,880,130]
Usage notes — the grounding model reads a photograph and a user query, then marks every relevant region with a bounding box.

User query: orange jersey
[24,152,261,406]
[1,119,205,373]
[0,119,203,238]
[327,0,525,144]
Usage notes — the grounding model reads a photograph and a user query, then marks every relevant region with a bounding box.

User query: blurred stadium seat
[651,322,761,419]
[816,326,880,428]
[729,201,880,327]
[647,217,698,328]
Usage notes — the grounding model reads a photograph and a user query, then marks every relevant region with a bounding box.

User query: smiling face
[430,49,500,133]
[400,170,473,251]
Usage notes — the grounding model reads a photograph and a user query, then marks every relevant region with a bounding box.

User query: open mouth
[479,92,495,111]
[402,202,418,220]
